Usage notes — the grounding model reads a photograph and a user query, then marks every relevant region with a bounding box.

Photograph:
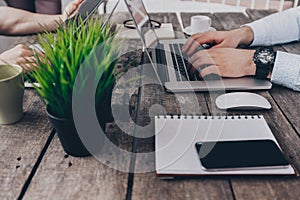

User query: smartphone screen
[66,0,104,27]
[195,140,289,170]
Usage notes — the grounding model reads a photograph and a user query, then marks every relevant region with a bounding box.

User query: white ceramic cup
[191,15,212,34]
[0,64,24,124]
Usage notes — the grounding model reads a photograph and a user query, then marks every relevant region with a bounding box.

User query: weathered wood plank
[281,41,300,54]
[133,12,192,154]
[133,174,233,200]
[207,10,300,200]
[181,12,225,31]
[22,45,142,200]
[131,89,234,199]
[149,13,185,38]
[22,12,142,198]
[200,10,300,171]
[270,85,300,134]
[214,12,252,30]
[132,86,234,199]
[23,126,130,200]
[246,9,300,136]
[131,13,234,200]
[232,177,300,200]
[3,11,299,200]
[246,9,277,20]
[270,49,300,139]
[0,90,52,200]
[206,90,300,171]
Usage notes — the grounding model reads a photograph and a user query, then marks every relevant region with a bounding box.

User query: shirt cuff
[271,51,300,92]
[243,7,300,46]
[243,22,268,46]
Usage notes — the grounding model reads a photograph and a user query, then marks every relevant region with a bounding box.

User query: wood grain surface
[181,12,225,31]
[23,129,130,200]
[212,10,300,200]
[131,13,232,200]
[0,90,53,199]
[1,10,300,200]
[21,49,141,199]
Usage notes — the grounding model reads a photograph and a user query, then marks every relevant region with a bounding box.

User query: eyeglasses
[123,19,161,29]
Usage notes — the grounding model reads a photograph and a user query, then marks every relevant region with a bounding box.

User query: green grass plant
[29,17,120,119]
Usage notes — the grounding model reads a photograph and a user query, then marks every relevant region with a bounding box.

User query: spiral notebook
[155,115,295,176]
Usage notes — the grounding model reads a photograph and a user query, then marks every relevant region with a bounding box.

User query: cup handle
[208,18,212,27]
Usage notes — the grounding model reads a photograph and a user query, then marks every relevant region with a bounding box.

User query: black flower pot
[47,107,92,157]
[46,82,114,157]
[46,74,115,157]
[47,104,112,157]
[96,85,114,124]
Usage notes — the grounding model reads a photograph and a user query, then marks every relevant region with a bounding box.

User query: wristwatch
[253,47,276,79]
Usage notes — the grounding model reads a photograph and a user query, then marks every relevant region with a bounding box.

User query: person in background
[182,6,300,92]
[5,0,62,14]
[0,0,83,72]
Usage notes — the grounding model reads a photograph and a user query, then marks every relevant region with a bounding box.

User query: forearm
[231,26,254,46]
[0,7,65,35]
[270,51,300,91]
[245,7,300,46]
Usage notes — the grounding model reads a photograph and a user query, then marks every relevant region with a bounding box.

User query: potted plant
[29,17,120,157]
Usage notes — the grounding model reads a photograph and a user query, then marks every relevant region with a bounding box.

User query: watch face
[254,47,276,79]
[256,48,275,65]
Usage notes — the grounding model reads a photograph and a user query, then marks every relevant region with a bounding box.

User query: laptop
[124,0,272,92]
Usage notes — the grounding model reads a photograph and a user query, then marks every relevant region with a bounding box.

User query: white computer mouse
[216,92,272,110]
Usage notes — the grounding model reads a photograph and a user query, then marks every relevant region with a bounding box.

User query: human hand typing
[188,48,256,78]
[182,26,255,56]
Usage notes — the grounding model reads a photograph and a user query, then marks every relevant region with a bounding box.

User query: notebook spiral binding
[156,114,262,120]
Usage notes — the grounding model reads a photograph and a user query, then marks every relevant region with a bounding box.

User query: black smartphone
[195,140,289,171]
[66,0,104,27]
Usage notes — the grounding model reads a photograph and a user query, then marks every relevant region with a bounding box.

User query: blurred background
[0,0,297,53]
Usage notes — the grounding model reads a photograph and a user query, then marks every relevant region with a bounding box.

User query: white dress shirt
[245,7,300,91]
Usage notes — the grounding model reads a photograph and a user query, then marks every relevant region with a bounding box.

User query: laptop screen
[126,0,150,29]
[124,0,159,48]
[124,0,163,84]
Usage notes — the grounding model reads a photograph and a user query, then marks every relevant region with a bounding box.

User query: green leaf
[29,16,122,119]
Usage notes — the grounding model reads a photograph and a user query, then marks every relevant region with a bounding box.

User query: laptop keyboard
[155,43,202,82]
[169,43,202,81]
[155,43,221,82]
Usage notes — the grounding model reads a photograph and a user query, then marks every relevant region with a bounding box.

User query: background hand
[62,0,85,21]
[0,44,37,73]
[189,48,256,78]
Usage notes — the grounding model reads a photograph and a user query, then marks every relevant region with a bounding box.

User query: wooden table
[1,10,300,200]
